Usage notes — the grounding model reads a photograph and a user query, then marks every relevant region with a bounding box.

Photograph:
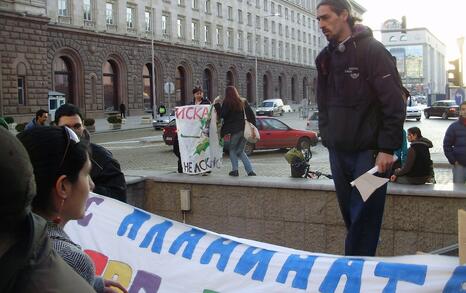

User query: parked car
[255,99,284,116]
[225,116,318,155]
[282,105,293,113]
[305,110,320,136]
[162,119,177,145]
[163,116,318,155]
[423,100,460,119]
[153,110,175,130]
[406,96,421,121]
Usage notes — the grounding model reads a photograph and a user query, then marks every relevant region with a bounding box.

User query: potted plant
[15,122,27,133]
[107,115,122,130]
[4,116,16,131]
[84,118,96,133]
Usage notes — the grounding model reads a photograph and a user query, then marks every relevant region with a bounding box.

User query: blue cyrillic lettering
[276,254,317,290]
[117,209,151,240]
[200,237,240,271]
[234,247,276,281]
[319,258,364,293]
[168,228,206,259]
[139,220,173,253]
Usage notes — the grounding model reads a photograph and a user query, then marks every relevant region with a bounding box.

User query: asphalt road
[90,111,455,181]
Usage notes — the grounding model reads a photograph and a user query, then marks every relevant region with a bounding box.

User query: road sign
[164,82,175,95]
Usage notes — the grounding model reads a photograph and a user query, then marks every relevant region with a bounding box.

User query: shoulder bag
[243,106,260,143]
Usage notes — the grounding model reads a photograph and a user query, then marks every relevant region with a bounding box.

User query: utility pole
[458,36,464,87]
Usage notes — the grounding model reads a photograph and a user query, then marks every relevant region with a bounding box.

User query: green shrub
[107,115,122,124]
[4,116,14,124]
[84,118,95,126]
[15,122,27,132]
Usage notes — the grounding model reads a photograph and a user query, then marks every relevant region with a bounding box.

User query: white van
[255,99,284,116]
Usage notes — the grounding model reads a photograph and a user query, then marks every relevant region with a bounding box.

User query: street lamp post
[150,3,157,118]
[254,13,280,109]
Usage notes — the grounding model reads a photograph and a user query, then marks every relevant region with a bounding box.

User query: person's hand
[103,279,128,293]
[455,161,460,166]
[375,152,395,174]
[390,175,397,182]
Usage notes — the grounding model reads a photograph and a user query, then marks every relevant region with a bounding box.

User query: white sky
[356,0,466,62]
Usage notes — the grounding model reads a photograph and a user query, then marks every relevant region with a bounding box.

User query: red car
[163,117,318,155]
[162,119,177,145]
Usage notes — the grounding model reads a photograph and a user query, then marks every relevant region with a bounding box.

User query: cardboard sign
[175,105,223,174]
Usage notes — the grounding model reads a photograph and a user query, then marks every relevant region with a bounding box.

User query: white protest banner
[175,104,223,174]
[66,194,466,293]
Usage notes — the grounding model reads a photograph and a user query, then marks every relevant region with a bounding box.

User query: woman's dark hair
[192,86,203,95]
[223,86,243,112]
[408,127,422,138]
[317,0,361,28]
[17,126,90,212]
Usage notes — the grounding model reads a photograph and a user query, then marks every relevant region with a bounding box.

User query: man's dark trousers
[329,149,388,256]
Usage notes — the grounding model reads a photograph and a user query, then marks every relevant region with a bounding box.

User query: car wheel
[280,110,284,116]
[244,143,254,156]
[424,112,430,119]
[297,137,311,151]
[416,118,421,121]
[442,112,448,120]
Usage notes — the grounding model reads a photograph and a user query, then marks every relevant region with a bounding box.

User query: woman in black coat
[221,86,256,176]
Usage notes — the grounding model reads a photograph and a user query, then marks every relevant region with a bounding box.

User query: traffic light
[448,59,461,86]
[401,16,407,33]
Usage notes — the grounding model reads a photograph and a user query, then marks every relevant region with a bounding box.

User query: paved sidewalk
[94,114,153,133]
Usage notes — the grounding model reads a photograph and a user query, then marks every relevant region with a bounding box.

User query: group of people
[1,6,465,288]
[173,85,257,177]
[0,110,128,291]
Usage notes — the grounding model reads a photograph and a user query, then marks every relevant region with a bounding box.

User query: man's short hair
[54,103,83,124]
[35,109,48,119]
[192,87,203,95]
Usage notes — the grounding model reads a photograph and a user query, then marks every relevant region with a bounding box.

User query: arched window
[17,62,27,105]
[291,76,297,102]
[246,72,254,103]
[263,74,269,100]
[203,68,212,100]
[176,66,187,106]
[278,75,283,98]
[303,77,308,101]
[226,70,235,86]
[103,60,118,111]
[143,64,153,111]
[54,57,73,103]
[91,75,97,103]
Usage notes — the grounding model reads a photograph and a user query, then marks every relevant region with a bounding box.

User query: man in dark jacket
[25,109,48,131]
[55,103,127,202]
[0,128,94,293]
[443,101,466,184]
[316,0,405,256]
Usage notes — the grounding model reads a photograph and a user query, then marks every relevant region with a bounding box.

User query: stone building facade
[0,0,318,121]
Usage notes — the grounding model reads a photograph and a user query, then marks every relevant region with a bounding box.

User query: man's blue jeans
[328,148,388,256]
[453,164,466,184]
[229,131,253,174]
